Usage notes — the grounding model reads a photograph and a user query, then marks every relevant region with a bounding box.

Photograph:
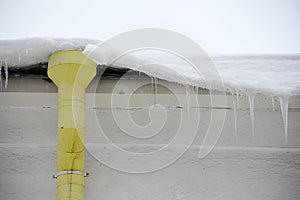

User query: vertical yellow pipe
[48,50,96,200]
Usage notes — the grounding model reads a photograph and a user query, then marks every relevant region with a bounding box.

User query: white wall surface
[0,78,300,199]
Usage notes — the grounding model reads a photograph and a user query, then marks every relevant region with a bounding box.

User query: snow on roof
[0,37,100,68]
[84,44,300,98]
[0,37,300,98]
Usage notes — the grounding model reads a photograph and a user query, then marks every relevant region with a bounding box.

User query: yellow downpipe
[48,50,96,200]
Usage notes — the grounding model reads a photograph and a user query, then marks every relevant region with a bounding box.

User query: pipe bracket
[52,170,90,179]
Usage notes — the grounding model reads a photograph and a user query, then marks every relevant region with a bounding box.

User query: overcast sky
[0,0,299,54]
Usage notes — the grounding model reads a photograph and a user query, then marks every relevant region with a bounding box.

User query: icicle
[279,97,289,142]
[4,60,8,88]
[150,76,154,90]
[248,95,255,136]
[232,94,238,141]
[229,90,238,141]
[154,77,157,105]
[236,90,240,108]
[0,61,2,89]
[194,86,199,108]
[18,53,21,63]
[271,97,275,111]
[138,71,141,76]
[185,85,190,115]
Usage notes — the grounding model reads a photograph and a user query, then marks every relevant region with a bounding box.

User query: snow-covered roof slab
[1,38,300,98]
[0,38,100,68]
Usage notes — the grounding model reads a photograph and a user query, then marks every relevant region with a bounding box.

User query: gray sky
[0,0,299,54]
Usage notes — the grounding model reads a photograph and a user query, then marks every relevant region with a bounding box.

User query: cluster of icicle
[0,57,292,143]
[229,90,289,142]
[0,46,38,90]
[148,75,290,143]
[83,44,298,143]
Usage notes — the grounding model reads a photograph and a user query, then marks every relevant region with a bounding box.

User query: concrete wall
[0,76,300,200]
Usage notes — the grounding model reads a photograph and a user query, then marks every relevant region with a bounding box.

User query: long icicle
[232,94,238,141]
[236,89,240,108]
[248,95,255,136]
[4,60,8,88]
[271,97,275,111]
[154,77,157,105]
[150,76,155,105]
[18,52,21,63]
[279,97,289,142]
[0,60,2,89]
[229,90,238,141]
[150,76,154,90]
[185,84,190,115]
